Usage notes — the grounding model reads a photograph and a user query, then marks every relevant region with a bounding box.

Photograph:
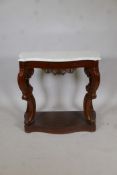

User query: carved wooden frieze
[43,68,76,75]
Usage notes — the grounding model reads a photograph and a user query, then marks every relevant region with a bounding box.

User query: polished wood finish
[84,66,100,124]
[18,68,36,126]
[25,111,96,134]
[18,60,100,133]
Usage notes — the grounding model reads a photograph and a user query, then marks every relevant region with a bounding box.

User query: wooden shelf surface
[25,111,96,134]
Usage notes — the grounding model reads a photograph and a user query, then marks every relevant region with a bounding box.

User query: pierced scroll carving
[17,60,100,133]
[44,68,76,75]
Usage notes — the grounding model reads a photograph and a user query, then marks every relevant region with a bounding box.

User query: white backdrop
[0,0,117,58]
[0,1,117,175]
[0,0,117,109]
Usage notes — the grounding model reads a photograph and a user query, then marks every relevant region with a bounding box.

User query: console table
[17,51,101,133]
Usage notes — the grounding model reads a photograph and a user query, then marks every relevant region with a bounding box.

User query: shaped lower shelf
[25,111,96,134]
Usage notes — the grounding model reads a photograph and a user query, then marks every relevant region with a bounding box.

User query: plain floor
[0,59,117,175]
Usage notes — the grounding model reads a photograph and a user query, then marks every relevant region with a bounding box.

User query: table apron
[19,60,99,69]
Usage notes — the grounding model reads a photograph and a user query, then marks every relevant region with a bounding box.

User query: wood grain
[18,60,100,133]
[25,111,96,134]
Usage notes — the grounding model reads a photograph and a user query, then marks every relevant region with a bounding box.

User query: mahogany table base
[18,60,100,133]
[25,111,96,134]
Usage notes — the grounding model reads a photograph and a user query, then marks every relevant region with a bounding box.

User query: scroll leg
[84,64,100,124]
[18,66,36,126]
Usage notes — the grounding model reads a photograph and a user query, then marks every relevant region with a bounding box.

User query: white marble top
[18,51,101,62]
